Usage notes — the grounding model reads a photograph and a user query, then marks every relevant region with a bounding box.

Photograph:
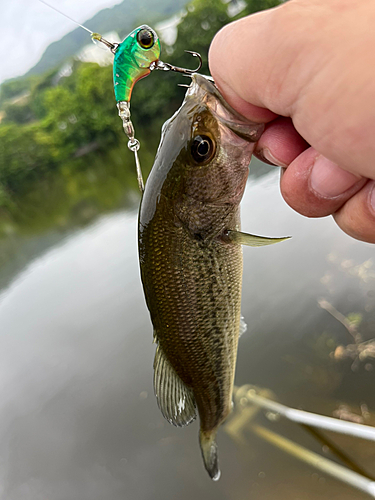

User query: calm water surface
[1,161,375,500]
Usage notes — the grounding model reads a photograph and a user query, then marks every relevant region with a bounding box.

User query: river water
[0,158,374,500]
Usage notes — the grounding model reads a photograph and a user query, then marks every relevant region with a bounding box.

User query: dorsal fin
[153,344,196,427]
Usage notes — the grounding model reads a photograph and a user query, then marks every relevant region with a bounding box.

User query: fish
[138,73,289,480]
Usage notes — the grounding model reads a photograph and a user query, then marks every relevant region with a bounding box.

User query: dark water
[0,155,375,500]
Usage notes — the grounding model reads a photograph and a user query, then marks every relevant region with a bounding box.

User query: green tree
[2,102,34,125]
[172,0,230,73]
[242,0,281,16]
[0,76,37,104]
[0,123,57,192]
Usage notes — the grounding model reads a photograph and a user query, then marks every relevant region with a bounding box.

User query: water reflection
[0,160,374,499]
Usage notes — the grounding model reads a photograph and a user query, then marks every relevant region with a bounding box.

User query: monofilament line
[38,0,94,35]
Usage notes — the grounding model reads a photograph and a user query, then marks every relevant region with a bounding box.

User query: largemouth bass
[138,74,288,480]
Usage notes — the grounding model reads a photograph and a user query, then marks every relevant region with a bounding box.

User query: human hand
[209,0,375,243]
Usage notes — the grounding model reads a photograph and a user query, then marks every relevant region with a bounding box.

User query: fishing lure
[39,0,202,192]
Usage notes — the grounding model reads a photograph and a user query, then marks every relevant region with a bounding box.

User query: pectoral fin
[154,343,197,427]
[225,230,291,247]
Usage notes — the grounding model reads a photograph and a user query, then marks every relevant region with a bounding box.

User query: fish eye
[191,135,215,164]
[137,28,154,49]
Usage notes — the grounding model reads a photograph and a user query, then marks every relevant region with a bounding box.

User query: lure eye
[137,28,154,49]
[191,135,215,164]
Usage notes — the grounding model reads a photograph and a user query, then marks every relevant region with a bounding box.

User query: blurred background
[1,0,375,499]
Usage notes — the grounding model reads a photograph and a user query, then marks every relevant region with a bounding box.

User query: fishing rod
[227,385,375,498]
[251,424,375,499]
[237,386,375,441]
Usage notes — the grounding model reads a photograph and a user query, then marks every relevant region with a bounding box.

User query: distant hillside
[27,0,187,77]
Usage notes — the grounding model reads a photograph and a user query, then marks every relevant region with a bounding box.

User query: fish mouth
[186,74,264,143]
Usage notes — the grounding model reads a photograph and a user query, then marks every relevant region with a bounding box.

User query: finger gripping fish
[138,74,289,480]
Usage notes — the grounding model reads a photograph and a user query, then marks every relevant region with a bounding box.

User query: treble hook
[152,51,203,76]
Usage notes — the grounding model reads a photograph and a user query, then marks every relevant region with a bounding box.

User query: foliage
[41,64,119,156]
[0,123,56,192]
[2,101,35,125]
[242,0,282,16]
[0,75,38,104]
[173,0,230,72]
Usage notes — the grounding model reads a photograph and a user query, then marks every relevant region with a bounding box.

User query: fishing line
[38,0,94,35]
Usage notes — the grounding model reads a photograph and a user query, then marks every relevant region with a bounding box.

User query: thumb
[208,4,305,122]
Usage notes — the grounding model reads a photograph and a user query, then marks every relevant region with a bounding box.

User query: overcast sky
[0,0,123,84]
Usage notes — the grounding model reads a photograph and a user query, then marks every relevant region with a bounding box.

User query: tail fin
[199,429,221,481]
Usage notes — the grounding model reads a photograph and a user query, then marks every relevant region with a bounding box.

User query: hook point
[155,51,202,76]
[184,51,203,73]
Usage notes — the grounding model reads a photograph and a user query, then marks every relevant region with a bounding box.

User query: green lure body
[113,25,161,102]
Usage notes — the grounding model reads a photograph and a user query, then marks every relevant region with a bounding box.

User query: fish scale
[142,201,242,422]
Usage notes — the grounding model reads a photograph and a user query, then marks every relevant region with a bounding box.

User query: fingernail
[370,182,375,216]
[260,148,288,168]
[310,155,361,198]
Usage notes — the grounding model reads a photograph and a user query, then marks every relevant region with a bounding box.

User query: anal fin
[153,344,197,427]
